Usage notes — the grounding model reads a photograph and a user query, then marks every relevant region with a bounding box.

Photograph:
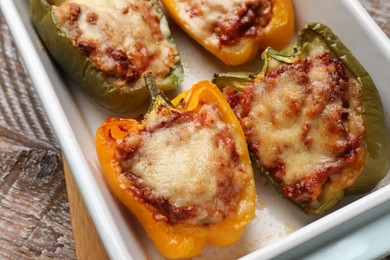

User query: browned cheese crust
[225,51,365,206]
[176,0,272,46]
[115,103,249,225]
[52,0,178,88]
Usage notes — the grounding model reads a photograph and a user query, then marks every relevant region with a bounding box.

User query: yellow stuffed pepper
[160,0,295,65]
[95,73,256,258]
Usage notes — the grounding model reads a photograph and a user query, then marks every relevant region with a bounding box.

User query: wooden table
[0,1,389,259]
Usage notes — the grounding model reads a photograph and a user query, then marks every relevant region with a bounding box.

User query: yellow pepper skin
[95,74,256,258]
[160,0,295,65]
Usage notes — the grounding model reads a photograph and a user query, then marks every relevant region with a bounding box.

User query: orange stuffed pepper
[95,73,256,258]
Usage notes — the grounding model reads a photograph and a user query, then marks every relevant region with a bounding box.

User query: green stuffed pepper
[213,23,390,215]
[30,0,183,113]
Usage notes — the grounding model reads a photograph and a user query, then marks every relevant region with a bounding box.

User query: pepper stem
[144,72,174,109]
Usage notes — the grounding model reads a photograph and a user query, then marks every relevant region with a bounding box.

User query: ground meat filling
[214,1,273,45]
[52,0,179,88]
[225,51,365,204]
[178,0,273,46]
[115,103,247,225]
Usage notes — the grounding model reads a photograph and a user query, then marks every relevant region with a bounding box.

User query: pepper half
[30,0,183,113]
[160,0,294,66]
[213,23,390,215]
[95,73,256,258]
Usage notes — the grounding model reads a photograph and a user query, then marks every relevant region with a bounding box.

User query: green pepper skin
[213,23,390,214]
[30,0,183,113]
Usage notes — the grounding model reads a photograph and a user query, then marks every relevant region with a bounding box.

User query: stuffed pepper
[30,0,183,113]
[213,23,390,215]
[95,73,256,258]
[160,0,294,66]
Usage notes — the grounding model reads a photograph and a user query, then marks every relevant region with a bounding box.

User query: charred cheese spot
[227,50,365,204]
[176,0,272,46]
[52,0,179,89]
[116,103,249,225]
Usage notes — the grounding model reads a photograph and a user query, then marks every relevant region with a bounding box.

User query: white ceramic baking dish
[2,0,390,259]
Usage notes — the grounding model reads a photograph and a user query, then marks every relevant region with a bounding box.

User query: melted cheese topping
[117,103,249,224]
[175,0,272,46]
[52,0,178,88]
[228,48,365,202]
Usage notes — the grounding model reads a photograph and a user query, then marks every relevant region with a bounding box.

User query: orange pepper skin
[160,0,295,66]
[95,80,256,259]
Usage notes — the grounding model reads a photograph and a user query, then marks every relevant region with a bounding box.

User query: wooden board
[63,157,109,260]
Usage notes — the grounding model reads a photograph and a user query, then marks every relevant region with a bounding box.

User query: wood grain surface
[0,1,389,259]
[0,11,76,259]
